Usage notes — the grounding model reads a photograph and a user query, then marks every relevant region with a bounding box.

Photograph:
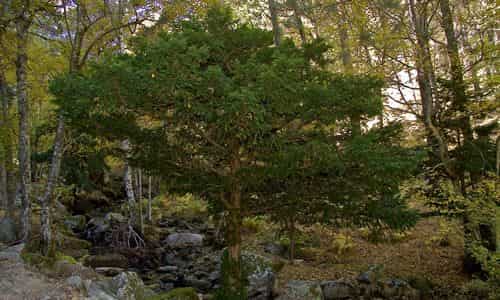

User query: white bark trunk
[138,169,143,233]
[39,116,65,255]
[122,139,135,204]
[147,175,152,222]
[16,13,32,241]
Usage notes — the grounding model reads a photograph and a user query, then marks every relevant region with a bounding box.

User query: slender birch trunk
[138,169,143,233]
[147,175,152,223]
[39,116,64,255]
[16,11,32,241]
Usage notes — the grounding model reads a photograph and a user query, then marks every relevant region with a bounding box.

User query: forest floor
[0,243,80,300]
[243,215,469,290]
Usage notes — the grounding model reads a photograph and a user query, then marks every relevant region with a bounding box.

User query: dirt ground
[0,243,80,300]
[244,215,469,289]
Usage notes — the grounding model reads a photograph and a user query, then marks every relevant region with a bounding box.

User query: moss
[20,250,48,266]
[271,259,285,273]
[56,234,92,250]
[145,288,199,300]
[55,252,78,264]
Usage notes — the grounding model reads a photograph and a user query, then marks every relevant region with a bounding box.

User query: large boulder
[105,212,127,224]
[242,252,276,300]
[164,233,204,248]
[0,217,17,243]
[321,280,358,300]
[277,280,324,300]
[111,271,152,300]
[85,253,128,269]
[0,243,23,261]
[64,215,87,232]
[86,271,153,300]
[73,190,110,214]
[146,287,199,300]
[85,216,111,243]
[379,279,419,300]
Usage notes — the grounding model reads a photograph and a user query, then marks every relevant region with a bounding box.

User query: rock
[242,252,275,300]
[64,215,87,232]
[380,279,419,300]
[263,242,286,256]
[321,280,357,300]
[0,217,17,243]
[86,216,111,243]
[85,271,153,300]
[66,275,84,290]
[158,265,179,273]
[357,265,383,285]
[184,276,211,291]
[85,253,128,269]
[105,212,127,224]
[276,280,324,300]
[53,260,88,278]
[159,281,175,292]
[110,271,153,300]
[164,233,204,248]
[86,280,117,300]
[0,243,23,261]
[96,267,125,277]
[73,190,110,214]
[160,273,180,282]
[148,287,200,300]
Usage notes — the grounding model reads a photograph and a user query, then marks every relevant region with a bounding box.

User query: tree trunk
[0,73,11,209]
[39,115,64,256]
[225,187,243,296]
[496,135,499,177]
[409,0,456,181]
[439,0,473,142]
[222,143,244,297]
[288,218,296,261]
[16,13,32,241]
[268,0,281,46]
[138,169,143,234]
[147,175,152,222]
[289,0,306,45]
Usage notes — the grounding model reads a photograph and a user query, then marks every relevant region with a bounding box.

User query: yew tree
[51,6,418,296]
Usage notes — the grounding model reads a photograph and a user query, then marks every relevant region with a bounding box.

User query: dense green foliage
[51,7,418,231]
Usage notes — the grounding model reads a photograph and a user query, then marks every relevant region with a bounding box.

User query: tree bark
[39,115,64,256]
[409,0,456,180]
[138,169,143,234]
[16,11,32,241]
[496,135,499,177]
[223,142,243,296]
[147,175,152,222]
[289,0,306,45]
[0,72,13,210]
[268,0,281,46]
[439,0,473,142]
[288,217,296,261]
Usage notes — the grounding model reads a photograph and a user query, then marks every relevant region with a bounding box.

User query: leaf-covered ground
[243,215,468,290]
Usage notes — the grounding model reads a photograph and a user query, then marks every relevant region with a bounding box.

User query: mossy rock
[84,253,128,268]
[20,249,51,266]
[56,233,92,250]
[146,288,199,300]
[55,252,78,264]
